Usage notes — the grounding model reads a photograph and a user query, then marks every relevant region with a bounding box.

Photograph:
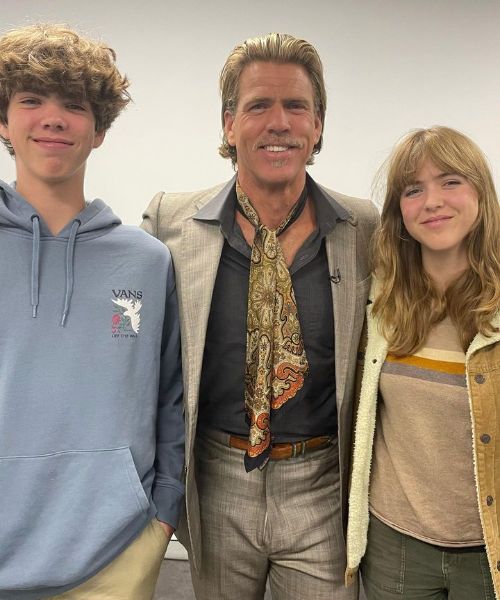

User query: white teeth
[264,145,288,152]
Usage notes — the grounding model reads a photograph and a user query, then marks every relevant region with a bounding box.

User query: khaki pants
[47,519,169,600]
[190,431,356,600]
[361,515,495,600]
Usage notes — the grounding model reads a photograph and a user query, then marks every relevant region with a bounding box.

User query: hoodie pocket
[0,447,150,591]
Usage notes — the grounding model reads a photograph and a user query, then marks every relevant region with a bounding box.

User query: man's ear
[93,130,106,149]
[223,110,236,146]
[313,113,322,146]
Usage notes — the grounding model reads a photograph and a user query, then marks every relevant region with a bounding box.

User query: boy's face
[0,92,105,189]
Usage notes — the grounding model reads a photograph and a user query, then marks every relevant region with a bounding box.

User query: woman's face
[399,158,479,269]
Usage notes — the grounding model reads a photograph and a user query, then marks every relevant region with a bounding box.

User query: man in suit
[142,32,379,600]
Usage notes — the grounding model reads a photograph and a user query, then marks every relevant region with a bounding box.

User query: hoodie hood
[0,179,121,325]
[0,179,121,237]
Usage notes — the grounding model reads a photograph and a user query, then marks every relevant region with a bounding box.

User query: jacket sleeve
[152,250,185,529]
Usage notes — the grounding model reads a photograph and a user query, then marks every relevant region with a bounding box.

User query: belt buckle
[290,440,305,458]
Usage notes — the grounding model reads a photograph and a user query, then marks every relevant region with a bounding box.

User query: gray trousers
[190,431,357,600]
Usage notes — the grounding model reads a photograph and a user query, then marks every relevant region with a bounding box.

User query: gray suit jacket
[142,175,379,571]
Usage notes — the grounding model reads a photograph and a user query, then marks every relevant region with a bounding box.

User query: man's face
[0,91,104,189]
[224,61,322,194]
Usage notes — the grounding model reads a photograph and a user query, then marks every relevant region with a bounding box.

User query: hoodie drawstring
[29,217,80,326]
[31,215,40,318]
[61,219,81,327]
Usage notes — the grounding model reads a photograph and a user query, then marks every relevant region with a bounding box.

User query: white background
[1,0,499,223]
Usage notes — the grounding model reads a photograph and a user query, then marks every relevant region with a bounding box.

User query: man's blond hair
[219,33,326,167]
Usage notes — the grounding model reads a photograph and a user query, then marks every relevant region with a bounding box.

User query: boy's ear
[0,121,10,140]
[93,130,105,149]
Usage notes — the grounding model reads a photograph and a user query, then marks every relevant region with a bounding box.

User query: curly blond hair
[373,126,500,354]
[218,33,326,167]
[0,23,131,155]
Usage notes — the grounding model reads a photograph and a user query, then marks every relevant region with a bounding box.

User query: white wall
[1,0,498,223]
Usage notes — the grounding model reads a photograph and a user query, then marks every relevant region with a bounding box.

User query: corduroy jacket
[346,281,500,599]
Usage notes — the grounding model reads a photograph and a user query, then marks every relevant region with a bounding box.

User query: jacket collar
[467,312,500,359]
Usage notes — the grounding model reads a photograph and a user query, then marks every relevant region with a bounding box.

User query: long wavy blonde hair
[372,126,500,355]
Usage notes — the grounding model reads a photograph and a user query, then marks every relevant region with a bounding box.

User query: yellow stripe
[386,353,465,375]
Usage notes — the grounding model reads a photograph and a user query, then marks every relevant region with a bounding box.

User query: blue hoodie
[0,181,184,599]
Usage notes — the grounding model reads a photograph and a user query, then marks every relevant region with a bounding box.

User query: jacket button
[481,434,491,444]
[487,496,494,506]
[372,359,377,364]
[475,374,486,384]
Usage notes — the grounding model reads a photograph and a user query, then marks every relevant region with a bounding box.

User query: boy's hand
[157,520,174,542]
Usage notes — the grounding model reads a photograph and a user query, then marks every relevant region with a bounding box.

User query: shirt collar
[307,173,350,237]
[193,175,236,222]
[193,171,350,238]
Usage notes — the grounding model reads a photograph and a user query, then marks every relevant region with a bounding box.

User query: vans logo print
[111,290,143,338]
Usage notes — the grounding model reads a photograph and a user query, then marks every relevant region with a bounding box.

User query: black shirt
[197,176,347,441]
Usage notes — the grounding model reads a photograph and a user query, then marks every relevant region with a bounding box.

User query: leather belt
[228,435,332,460]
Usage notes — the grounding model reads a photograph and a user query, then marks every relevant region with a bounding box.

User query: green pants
[361,515,495,600]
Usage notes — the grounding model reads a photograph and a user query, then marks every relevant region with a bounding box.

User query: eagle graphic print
[111,290,143,337]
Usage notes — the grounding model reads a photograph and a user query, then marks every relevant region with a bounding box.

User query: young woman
[346,126,500,599]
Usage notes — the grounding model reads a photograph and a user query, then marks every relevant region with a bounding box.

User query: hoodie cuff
[152,480,185,529]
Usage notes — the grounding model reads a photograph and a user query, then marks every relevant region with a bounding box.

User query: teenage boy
[0,23,184,600]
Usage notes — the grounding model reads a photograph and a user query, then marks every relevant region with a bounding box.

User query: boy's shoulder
[111,223,173,260]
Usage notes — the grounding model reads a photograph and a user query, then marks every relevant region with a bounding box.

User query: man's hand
[157,520,175,543]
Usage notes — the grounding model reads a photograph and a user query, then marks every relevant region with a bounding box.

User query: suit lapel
[176,188,233,430]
